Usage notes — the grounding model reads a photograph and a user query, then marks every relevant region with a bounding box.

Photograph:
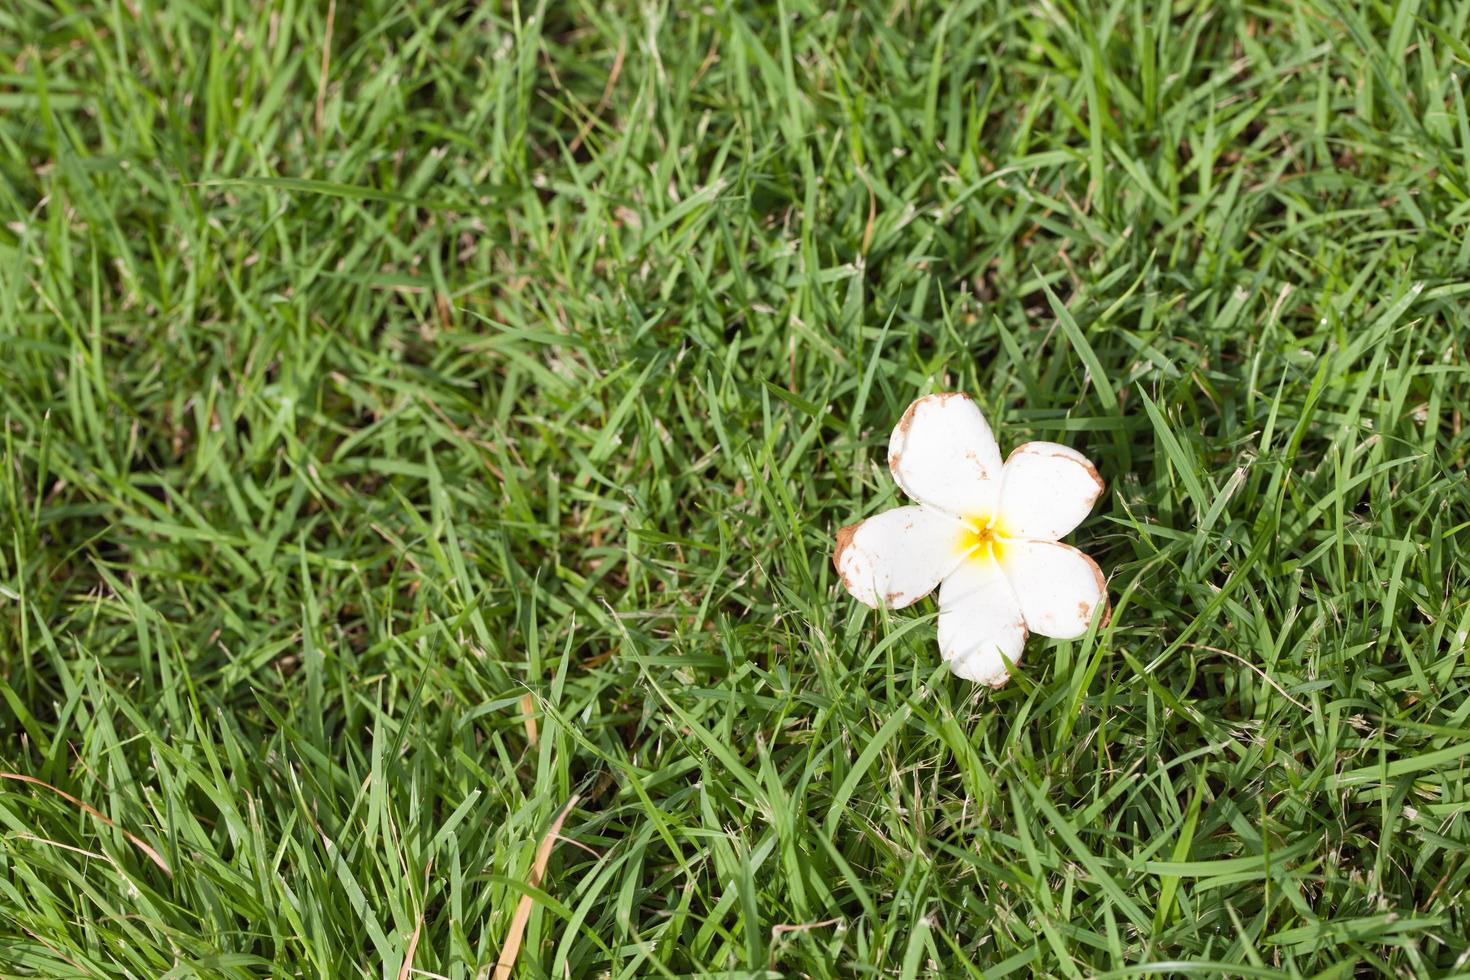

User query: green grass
[3,0,1470,975]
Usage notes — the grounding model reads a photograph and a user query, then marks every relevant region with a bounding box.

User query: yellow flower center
[958,515,1010,565]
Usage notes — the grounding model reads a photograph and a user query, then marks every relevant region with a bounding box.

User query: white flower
[833,392,1109,687]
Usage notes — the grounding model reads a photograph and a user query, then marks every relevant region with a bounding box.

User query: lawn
[3,0,1470,976]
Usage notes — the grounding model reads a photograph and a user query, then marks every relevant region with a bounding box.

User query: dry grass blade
[520,692,538,747]
[493,794,580,980]
[397,916,423,980]
[0,772,171,874]
[567,36,626,154]
[314,0,336,134]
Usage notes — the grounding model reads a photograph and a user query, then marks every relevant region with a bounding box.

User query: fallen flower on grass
[834,392,1109,686]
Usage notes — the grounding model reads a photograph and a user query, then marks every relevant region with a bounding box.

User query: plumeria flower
[833,393,1108,686]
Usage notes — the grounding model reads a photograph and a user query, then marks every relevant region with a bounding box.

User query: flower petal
[996,441,1104,541]
[888,393,1003,518]
[833,506,967,609]
[937,558,1028,686]
[1001,540,1108,640]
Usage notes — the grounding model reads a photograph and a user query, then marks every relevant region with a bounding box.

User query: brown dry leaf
[0,772,171,874]
[493,794,580,979]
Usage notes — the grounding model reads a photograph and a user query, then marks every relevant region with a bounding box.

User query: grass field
[4,0,1470,976]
